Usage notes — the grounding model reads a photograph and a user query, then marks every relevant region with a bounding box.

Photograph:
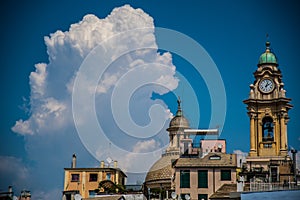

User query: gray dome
[169,115,189,128]
[168,98,189,130]
[144,153,179,188]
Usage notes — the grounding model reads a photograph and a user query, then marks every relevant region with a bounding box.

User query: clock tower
[243,41,293,182]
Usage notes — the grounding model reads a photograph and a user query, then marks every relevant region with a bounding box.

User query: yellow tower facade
[243,41,293,182]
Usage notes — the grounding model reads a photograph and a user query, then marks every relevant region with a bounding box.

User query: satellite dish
[171,192,177,199]
[74,194,82,200]
[185,194,190,200]
[13,196,18,200]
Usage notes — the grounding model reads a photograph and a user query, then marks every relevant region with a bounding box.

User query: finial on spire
[177,96,181,109]
[265,33,271,52]
[176,96,182,117]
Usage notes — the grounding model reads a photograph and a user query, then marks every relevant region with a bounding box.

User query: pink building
[200,139,226,156]
[173,153,237,200]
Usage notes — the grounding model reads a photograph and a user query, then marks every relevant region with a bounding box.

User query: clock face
[259,79,274,93]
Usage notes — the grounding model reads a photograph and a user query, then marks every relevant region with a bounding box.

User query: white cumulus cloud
[10,4,179,196]
[12,4,177,136]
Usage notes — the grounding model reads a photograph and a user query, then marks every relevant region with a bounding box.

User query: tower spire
[176,96,182,117]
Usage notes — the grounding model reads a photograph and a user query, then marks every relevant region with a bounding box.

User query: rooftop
[210,184,237,199]
[175,153,237,168]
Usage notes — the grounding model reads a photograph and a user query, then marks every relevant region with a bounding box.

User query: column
[280,114,285,151]
[249,113,256,156]
[64,171,69,190]
[82,171,86,198]
[274,120,279,155]
[173,132,178,148]
[116,171,119,184]
[257,118,262,156]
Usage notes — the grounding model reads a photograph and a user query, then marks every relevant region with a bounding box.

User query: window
[89,173,98,182]
[198,170,208,188]
[221,170,231,181]
[71,174,80,182]
[209,155,221,160]
[180,170,190,188]
[262,117,274,142]
[198,194,208,200]
[106,172,111,180]
[271,167,278,182]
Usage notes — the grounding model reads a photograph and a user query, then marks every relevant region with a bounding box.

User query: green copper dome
[258,41,277,65]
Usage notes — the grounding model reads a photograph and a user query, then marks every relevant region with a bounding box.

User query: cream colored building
[62,154,126,199]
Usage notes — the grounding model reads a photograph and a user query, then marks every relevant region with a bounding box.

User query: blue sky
[1,0,300,199]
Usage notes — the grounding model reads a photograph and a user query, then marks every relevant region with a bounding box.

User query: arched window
[262,117,274,142]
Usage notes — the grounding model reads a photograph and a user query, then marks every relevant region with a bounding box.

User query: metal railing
[249,182,300,192]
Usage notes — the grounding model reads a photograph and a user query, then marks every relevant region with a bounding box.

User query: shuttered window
[180,170,190,188]
[198,170,208,188]
[221,170,231,181]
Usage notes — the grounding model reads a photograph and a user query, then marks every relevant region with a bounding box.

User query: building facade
[62,154,126,199]
[173,153,237,200]
[144,98,235,200]
[144,40,297,199]
[242,41,294,183]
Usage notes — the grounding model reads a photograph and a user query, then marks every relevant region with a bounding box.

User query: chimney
[100,161,105,168]
[72,154,76,168]
[114,160,118,168]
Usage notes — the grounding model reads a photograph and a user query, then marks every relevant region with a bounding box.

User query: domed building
[144,98,190,198]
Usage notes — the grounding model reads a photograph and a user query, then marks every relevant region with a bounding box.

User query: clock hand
[265,82,269,87]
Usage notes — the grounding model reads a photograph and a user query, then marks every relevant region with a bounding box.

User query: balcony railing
[249,182,300,192]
